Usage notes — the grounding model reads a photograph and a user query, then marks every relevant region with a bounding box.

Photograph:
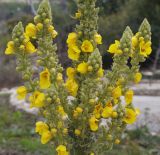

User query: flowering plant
[5,0,152,154]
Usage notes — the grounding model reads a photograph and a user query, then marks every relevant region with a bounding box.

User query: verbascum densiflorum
[5,0,151,154]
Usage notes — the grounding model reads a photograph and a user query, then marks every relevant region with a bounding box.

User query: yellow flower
[90,153,95,155]
[108,40,122,54]
[112,111,118,118]
[139,41,152,57]
[67,32,77,46]
[25,23,37,38]
[48,25,54,33]
[73,107,83,118]
[76,107,83,114]
[89,116,99,131]
[112,86,122,99]
[56,73,63,82]
[63,128,68,135]
[39,68,51,89]
[16,86,27,100]
[41,130,52,144]
[25,41,36,53]
[101,105,113,118]
[23,33,30,42]
[125,90,134,105]
[81,40,94,53]
[65,78,78,96]
[132,36,138,48]
[66,67,76,78]
[73,110,79,118]
[97,68,104,77]
[75,10,82,19]
[51,128,57,135]
[134,72,142,84]
[115,139,120,144]
[77,62,88,74]
[75,129,81,136]
[36,23,43,31]
[93,103,103,119]
[52,30,58,38]
[57,106,67,117]
[56,145,69,155]
[29,91,45,108]
[94,33,102,44]
[68,45,81,61]
[123,108,137,124]
[5,41,15,55]
[35,121,49,135]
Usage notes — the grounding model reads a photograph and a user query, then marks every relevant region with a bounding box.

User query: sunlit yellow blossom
[48,25,54,33]
[68,45,81,61]
[108,40,122,54]
[29,91,45,108]
[51,128,57,135]
[73,110,79,118]
[39,68,51,89]
[89,116,99,131]
[94,33,102,44]
[93,103,103,119]
[134,72,142,84]
[112,86,122,99]
[75,10,81,19]
[52,30,58,38]
[65,78,78,96]
[115,139,120,144]
[125,90,134,105]
[116,78,124,86]
[123,108,137,124]
[81,40,94,53]
[112,111,118,118]
[16,86,27,100]
[23,33,30,42]
[90,153,95,155]
[25,41,36,53]
[62,128,68,135]
[75,129,81,136]
[77,62,88,74]
[41,130,52,144]
[139,41,152,57]
[5,41,15,55]
[36,23,43,31]
[73,107,83,118]
[25,23,37,38]
[67,32,77,45]
[97,68,104,77]
[56,145,69,155]
[66,67,76,78]
[76,107,83,114]
[57,106,67,117]
[101,105,113,118]
[132,36,138,48]
[57,73,63,82]
[35,121,49,135]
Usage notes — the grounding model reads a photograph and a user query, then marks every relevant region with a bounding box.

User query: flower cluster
[5,0,151,154]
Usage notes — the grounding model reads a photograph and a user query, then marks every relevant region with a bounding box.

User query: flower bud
[46,97,52,103]
[63,128,68,135]
[115,139,120,144]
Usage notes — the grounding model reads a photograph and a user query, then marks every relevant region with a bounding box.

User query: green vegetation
[0,94,160,154]
[0,93,55,154]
